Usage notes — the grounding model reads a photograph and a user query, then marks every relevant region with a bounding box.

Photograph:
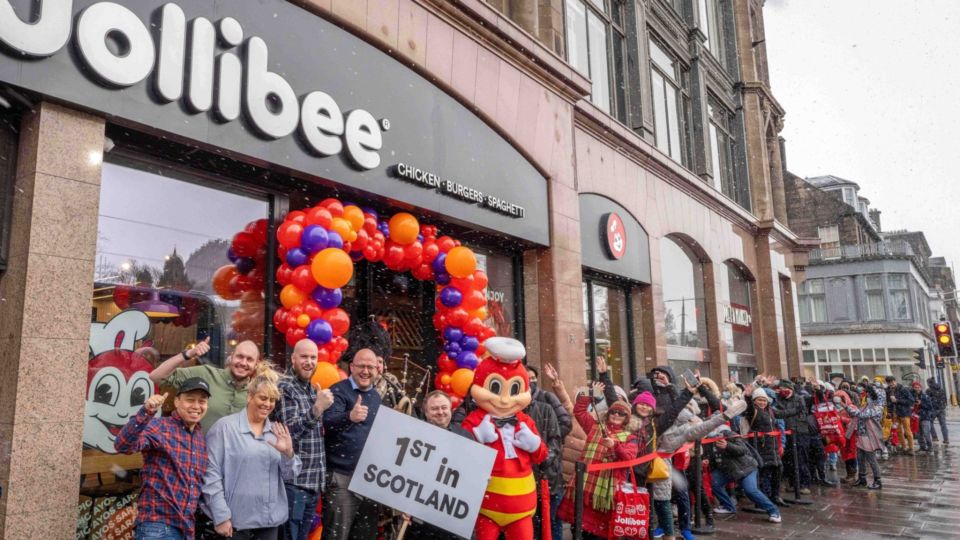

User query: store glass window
[661,237,709,375]
[888,273,911,320]
[565,0,628,119]
[649,38,688,164]
[78,159,269,538]
[721,262,755,371]
[475,250,517,338]
[583,279,633,388]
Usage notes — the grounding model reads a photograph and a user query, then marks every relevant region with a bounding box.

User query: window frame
[564,0,629,120]
[648,35,689,165]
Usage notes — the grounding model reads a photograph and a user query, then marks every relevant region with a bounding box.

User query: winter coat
[648,365,680,417]
[745,396,780,467]
[525,399,564,495]
[651,410,730,501]
[891,384,916,417]
[918,392,936,422]
[927,378,948,413]
[772,392,812,436]
[706,435,758,481]
[532,384,573,440]
[845,396,884,452]
[630,388,694,482]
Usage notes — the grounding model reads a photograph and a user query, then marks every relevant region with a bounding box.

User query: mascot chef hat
[472,337,528,388]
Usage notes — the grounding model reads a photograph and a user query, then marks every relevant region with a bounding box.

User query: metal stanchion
[782,431,813,505]
[573,461,585,540]
[690,441,714,534]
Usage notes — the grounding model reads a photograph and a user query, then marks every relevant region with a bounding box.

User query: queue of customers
[118,336,952,540]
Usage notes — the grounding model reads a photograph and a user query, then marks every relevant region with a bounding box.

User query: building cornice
[739,81,786,117]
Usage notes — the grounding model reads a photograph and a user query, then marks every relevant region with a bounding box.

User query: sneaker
[713,506,735,515]
[651,527,665,539]
[769,514,782,523]
[799,487,811,495]
[868,479,882,490]
[680,530,696,540]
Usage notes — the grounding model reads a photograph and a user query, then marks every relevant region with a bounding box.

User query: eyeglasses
[353,365,377,371]
[608,409,628,417]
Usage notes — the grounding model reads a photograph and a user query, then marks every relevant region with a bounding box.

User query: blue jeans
[284,484,320,540]
[550,487,564,540]
[135,521,185,540]
[673,484,691,531]
[711,469,779,517]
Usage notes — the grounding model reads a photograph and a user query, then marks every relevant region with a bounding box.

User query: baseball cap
[178,377,211,396]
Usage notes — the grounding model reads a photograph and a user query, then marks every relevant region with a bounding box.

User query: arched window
[722,261,756,382]
[660,237,709,374]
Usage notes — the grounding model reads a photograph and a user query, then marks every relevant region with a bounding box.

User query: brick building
[0,0,809,536]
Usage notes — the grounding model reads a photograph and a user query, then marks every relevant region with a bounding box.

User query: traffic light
[934,321,957,358]
[912,348,926,369]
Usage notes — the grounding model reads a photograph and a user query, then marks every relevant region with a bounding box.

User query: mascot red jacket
[461,337,547,540]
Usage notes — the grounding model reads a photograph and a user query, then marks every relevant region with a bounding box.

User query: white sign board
[348,407,496,539]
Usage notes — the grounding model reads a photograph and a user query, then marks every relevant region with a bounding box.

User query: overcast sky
[764,1,960,272]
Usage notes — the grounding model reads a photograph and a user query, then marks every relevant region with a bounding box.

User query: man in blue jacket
[322,348,383,540]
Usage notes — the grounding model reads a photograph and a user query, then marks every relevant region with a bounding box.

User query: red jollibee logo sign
[602,213,626,260]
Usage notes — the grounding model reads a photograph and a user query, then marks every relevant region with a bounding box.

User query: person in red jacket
[461,337,548,540]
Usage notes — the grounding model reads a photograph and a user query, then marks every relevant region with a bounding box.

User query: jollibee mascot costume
[461,337,547,540]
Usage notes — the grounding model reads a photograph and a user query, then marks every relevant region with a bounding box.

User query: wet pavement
[708,409,960,539]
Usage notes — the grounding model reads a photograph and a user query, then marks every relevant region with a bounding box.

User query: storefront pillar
[751,231,787,377]
[0,102,104,539]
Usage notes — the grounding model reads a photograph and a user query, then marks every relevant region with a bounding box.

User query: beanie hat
[752,387,769,401]
[777,380,795,391]
[633,391,656,409]
[607,399,632,418]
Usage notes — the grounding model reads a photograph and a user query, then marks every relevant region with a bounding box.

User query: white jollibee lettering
[0,0,385,170]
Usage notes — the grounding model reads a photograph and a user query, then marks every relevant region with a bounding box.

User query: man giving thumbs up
[321,348,383,540]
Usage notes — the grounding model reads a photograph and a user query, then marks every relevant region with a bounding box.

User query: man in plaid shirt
[274,339,335,540]
[115,377,210,540]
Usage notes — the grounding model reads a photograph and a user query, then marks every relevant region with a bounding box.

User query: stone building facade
[0,0,808,536]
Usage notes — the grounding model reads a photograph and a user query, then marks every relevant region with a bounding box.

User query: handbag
[609,468,650,540]
[646,425,670,482]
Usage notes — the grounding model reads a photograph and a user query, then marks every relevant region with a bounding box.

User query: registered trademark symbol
[380,118,391,131]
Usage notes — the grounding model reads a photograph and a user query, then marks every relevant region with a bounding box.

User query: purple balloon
[457,352,480,369]
[286,247,309,267]
[461,336,480,351]
[307,319,333,345]
[235,257,256,274]
[444,341,462,355]
[447,349,460,360]
[378,221,390,237]
[416,234,424,243]
[432,253,447,274]
[435,271,451,285]
[361,207,378,220]
[312,287,343,309]
[226,247,239,263]
[350,250,365,262]
[439,286,463,308]
[326,231,344,250]
[443,326,464,343]
[301,225,329,253]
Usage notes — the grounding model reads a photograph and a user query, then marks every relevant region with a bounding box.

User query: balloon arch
[213,198,493,406]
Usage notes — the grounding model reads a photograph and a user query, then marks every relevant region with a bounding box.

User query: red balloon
[287,210,307,224]
[246,268,265,291]
[363,245,379,262]
[383,242,405,268]
[473,270,489,290]
[289,303,305,318]
[275,264,293,286]
[404,241,423,262]
[332,336,349,352]
[284,312,299,332]
[450,275,474,293]
[462,289,487,310]
[320,198,344,217]
[273,308,289,333]
[230,273,253,294]
[246,218,269,243]
[323,308,351,337]
[432,312,447,330]
[363,215,379,235]
[286,327,306,346]
[437,353,457,373]
[480,326,495,340]
[316,347,331,364]
[447,308,469,327]
[436,236,456,253]
[422,242,440,264]
[303,300,324,320]
[464,317,485,336]
[475,344,486,357]
[277,221,304,249]
[353,229,369,251]
[450,395,463,409]
[305,206,333,229]
[291,265,316,293]
[232,231,258,257]
[434,373,445,389]
[411,264,433,281]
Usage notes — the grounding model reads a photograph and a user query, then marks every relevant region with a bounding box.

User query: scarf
[580,423,630,512]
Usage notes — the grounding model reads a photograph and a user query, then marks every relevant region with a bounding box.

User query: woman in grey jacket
[839,383,884,489]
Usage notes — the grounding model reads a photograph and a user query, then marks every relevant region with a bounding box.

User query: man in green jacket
[149,337,261,432]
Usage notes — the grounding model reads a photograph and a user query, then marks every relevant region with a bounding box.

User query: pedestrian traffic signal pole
[690,440,714,534]
[782,432,812,505]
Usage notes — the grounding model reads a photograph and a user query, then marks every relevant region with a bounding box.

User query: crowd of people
[116,334,952,540]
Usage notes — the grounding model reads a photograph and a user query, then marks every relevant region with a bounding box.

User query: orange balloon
[388,213,420,245]
[469,306,489,320]
[297,314,311,328]
[445,246,477,278]
[212,264,240,299]
[280,284,307,309]
[311,248,354,289]
[311,361,341,389]
[331,216,353,238]
[343,205,365,232]
[440,373,452,386]
[450,368,474,397]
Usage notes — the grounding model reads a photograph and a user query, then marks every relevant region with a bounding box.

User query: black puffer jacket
[927,378,947,413]
[532,383,573,440]
[891,384,916,417]
[745,395,780,467]
[707,431,758,481]
[648,365,680,418]
[773,392,812,436]
[525,399,563,495]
